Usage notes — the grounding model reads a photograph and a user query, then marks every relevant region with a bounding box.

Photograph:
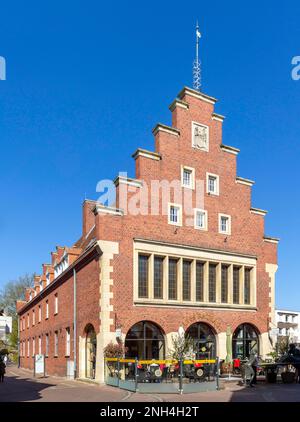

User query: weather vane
[193,21,202,91]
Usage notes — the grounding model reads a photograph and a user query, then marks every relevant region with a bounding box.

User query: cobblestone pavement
[1,364,300,402]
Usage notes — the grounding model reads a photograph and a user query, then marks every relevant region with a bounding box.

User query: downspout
[17,314,20,368]
[73,268,77,379]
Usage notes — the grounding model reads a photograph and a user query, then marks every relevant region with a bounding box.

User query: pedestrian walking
[0,358,6,382]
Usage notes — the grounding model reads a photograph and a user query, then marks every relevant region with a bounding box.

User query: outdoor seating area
[104,358,220,394]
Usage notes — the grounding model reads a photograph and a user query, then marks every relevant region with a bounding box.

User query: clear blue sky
[0,1,299,310]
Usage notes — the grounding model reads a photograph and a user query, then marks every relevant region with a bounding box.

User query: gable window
[181,166,195,189]
[168,203,182,226]
[207,173,219,195]
[219,214,231,235]
[194,209,207,230]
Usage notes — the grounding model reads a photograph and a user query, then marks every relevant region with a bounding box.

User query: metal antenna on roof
[193,21,202,91]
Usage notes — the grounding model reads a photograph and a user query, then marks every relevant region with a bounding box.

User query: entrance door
[85,324,97,379]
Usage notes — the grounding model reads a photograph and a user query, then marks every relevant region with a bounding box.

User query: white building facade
[0,314,12,343]
[276,309,300,345]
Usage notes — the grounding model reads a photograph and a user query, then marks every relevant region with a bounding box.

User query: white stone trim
[266,263,278,329]
[236,177,255,186]
[96,240,119,383]
[250,207,268,216]
[264,237,280,244]
[152,124,180,137]
[134,238,257,262]
[212,113,225,122]
[132,149,161,161]
[221,144,240,155]
[94,204,124,216]
[114,176,143,188]
[178,87,217,105]
[169,99,189,112]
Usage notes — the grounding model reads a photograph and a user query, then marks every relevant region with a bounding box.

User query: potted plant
[281,366,295,384]
[220,361,233,375]
[103,340,127,380]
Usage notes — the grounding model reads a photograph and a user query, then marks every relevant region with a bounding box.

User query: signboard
[116,328,122,339]
[34,354,45,375]
[269,328,279,336]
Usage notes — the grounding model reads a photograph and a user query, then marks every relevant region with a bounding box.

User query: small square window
[181,166,195,189]
[207,173,219,195]
[219,214,231,235]
[194,209,207,230]
[168,204,182,226]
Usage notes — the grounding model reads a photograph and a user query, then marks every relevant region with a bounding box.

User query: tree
[0,274,34,317]
[0,274,34,355]
[168,333,196,360]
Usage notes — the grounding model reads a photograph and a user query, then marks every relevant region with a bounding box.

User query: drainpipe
[73,268,77,379]
[17,314,20,368]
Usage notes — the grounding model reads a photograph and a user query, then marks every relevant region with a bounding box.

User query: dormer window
[39,280,43,292]
[54,254,69,278]
[46,273,50,286]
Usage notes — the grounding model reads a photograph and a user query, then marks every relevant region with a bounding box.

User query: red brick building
[17,86,279,383]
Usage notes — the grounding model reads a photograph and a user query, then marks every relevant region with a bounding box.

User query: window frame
[54,331,58,357]
[54,294,58,315]
[168,203,182,226]
[65,327,71,357]
[194,208,208,231]
[181,165,195,189]
[206,172,220,196]
[219,213,231,235]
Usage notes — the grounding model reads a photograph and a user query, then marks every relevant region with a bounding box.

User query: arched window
[186,322,216,359]
[232,323,259,359]
[125,321,165,360]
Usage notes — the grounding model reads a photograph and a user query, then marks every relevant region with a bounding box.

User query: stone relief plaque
[192,122,209,151]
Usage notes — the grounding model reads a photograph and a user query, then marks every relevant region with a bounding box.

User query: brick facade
[17,86,278,382]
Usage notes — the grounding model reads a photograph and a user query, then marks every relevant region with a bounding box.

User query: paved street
[1,364,300,402]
